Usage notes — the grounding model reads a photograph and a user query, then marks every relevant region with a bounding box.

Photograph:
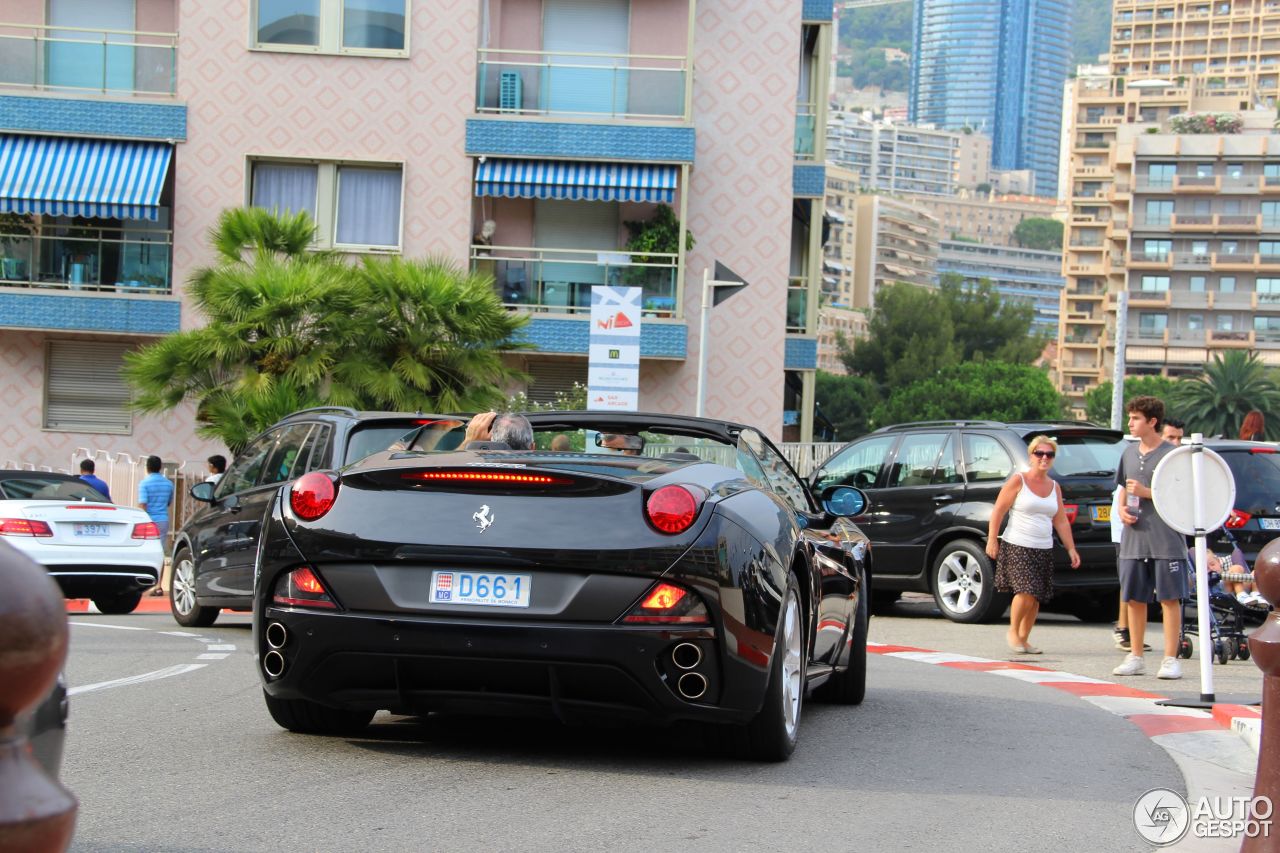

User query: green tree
[871,361,1066,425]
[1082,376,1180,426]
[124,208,529,452]
[1012,217,1065,251]
[1171,351,1280,439]
[842,283,957,389]
[939,275,1045,364]
[815,370,880,441]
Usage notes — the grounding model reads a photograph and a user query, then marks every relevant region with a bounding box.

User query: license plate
[430,571,531,607]
[1260,518,1280,530]
[1091,505,1111,523]
[73,523,110,538]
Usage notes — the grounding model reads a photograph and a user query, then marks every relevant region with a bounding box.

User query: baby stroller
[1176,531,1270,665]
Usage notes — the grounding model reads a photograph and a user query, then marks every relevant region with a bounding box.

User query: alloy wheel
[173,557,197,616]
[780,593,803,738]
[937,551,983,616]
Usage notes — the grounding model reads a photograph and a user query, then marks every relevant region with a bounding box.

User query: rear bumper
[26,543,163,597]
[257,606,763,726]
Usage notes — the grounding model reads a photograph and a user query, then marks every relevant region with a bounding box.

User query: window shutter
[45,341,133,433]
[525,359,586,406]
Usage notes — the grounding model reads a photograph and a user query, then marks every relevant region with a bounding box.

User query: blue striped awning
[0,134,173,221]
[475,158,677,202]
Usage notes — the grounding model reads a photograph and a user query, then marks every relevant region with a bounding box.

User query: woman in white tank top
[985,435,1081,654]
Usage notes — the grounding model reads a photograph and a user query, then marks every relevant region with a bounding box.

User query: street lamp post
[694,263,749,419]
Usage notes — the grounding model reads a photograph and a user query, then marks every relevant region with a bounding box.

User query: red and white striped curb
[869,641,1261,763]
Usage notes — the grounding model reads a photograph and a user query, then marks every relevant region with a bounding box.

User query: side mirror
[190,481,216,503]
[822,486,868,517]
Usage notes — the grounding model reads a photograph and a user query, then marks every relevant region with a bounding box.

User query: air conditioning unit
[499,71,523,112]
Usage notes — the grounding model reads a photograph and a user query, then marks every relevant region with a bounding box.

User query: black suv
[170,408,462,626]
[811,420,1125,623]
[1203,439,1280,564]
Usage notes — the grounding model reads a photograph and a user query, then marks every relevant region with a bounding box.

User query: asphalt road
[52,607,1198,853]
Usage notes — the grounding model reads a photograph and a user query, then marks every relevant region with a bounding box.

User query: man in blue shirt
[78,459,111,502]
[138,455,175,595]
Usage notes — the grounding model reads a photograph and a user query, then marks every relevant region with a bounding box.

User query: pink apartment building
[0,0,831,471]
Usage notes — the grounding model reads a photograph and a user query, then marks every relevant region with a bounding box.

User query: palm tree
[1171,351,1280,439]
[125,208,529,452]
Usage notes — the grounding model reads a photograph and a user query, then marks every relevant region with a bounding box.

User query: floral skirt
[995,540,1055,603]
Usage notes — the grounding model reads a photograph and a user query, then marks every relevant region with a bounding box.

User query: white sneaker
[1113,654,1145,676]
[1157,656,1183,679]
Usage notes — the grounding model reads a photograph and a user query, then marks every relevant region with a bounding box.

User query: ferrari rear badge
[473,504,495,532]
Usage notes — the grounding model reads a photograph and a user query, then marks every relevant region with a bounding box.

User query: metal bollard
[1244,538,1280,853]
[0,541,77,852]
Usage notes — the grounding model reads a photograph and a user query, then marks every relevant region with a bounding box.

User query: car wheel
[262,690,375,736]
[815,571,868,705]
[710,578,805,761]
[932,540,1006,624]
[170,549,218,628]
[93,591,142,615]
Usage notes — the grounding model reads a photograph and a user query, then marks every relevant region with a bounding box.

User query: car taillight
[645,485,704,534]
[1251,447,1277,454]
[272,566,338,609]
[132,522,161,539]
[0,518,52,537]
[1226,509,1251,529]
[403,471,571,485]
[290,472,338,521]
[1063,504,1079,525]
[621,581,710,625]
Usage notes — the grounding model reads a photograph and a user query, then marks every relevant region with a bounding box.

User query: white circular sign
[1151,444,1236,535]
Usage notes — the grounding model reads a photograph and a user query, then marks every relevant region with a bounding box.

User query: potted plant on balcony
[623,203,693,317]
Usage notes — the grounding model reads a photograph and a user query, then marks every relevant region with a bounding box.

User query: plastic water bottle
[1126,491,1141,519]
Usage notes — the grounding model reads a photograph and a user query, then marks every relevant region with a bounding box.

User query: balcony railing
[0,22,176,96]
[471,244,679,316]
[795,101,817,161]
[475,48,688,121]
[0,225,172,294]
[787,276,809,334]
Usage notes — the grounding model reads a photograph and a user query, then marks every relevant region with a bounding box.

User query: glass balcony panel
[473,244,679,317]
[0,23,177,95]
[787,278,809,334]
[476,50,686,120]
[795,102,816,160]
[0,224,172,293]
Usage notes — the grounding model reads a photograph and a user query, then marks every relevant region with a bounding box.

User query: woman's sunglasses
[1031,450,1056,459]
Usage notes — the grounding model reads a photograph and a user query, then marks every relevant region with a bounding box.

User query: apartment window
[1147,163,1176,187]
[1265,164,1280,178]
[1222,199,1241,215]
[1221,240,1239,255]
[1217,314,1235,331]
[1144,239,1172,259]
[1227,163,1244,180]
[1265,202,1280,227]
[1193,199,1212,216]
[1257,278,1280,302]
[1139,313,1168,333]
[1262,241,1280,259]
[1256,315,1280,335]
[1192,240,1209,256]
[254,0,409,54]
[1220,276,1237,292]
[1146,199,1173,225]
[1141,275,1170,291]
[250,159,403,250]
[1195,163,1214,178]
[1190,275,1207,292]
[1188,313,1204,331]
[44,341,132,434]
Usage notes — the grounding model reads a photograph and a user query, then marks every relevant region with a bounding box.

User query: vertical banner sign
[588,286,641,411]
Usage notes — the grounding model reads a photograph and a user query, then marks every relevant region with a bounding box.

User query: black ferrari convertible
[253,412,871,760]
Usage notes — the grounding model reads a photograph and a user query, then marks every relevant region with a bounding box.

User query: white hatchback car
[0,471,165,613]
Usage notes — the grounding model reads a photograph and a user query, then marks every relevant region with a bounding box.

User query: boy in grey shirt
[1113,395,1188,679]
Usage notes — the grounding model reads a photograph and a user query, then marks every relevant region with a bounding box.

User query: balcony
[1128,288,1172,307]
[1067,261,1107,276]
[1127,251,1173,269]
[1172,252,1213,269]
[1168,214,1216,232]
[795,101,817,161]
[472,243,679,318]
[787,276,809,334]
[475,48,688,122]
[1261,175,1280,193]
[1217,214,1262,232]
[0,224,172,294]
[1212,251,1258,270]
[1172,175,1221,192]
[0,23,176,97]
[1128,328,1169,345]
[1207,329,1255,348]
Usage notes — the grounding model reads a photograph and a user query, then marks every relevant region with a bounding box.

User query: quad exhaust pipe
[676,671,708,700]
[265,621,288,650]
[262,650,286,679]
[671,642,702,670]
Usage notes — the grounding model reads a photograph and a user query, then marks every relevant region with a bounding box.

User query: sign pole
[1190,433,1214,702]
[695,267,711,418]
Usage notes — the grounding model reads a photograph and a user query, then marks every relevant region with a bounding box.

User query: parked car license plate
[430,571,531,607]
[74,523,110,538]
[1091,505,1111,523]
[1260,518,1280,530]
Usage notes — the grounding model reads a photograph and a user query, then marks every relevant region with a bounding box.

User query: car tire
[707,577,806,761]
[932,539,1007,624]
[815,571,868,705]
[93,591,142,615]
[262,691,375,736]
[170,548,218,628]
